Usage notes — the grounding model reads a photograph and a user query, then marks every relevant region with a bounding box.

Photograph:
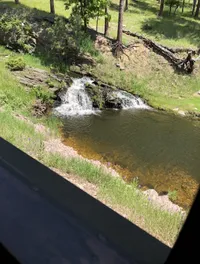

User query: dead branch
[123,30,196,73]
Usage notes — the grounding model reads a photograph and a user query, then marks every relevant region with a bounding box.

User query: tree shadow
[141,16,200,47]
[0,2,97,72]
[129,0,158,14]
[109,2,119,12]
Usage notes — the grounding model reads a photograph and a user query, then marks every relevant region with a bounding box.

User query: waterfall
[113,90,150,109]
[54,77,149,116]
[54,77,96,116]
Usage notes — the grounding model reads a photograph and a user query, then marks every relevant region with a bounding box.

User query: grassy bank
[2,1,200,114]
[0,46,184,247]
[87,50,200,113]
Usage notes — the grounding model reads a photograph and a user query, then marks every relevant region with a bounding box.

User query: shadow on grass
[130,0,158,14]
[109,2,119,11]
[0,2,98,72]
[141,16,200,47]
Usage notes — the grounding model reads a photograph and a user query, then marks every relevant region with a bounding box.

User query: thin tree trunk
[182,0,185,13]
[158,0,165,16]
[124,0,128,11]
[96,13,99,32]
[50,0,55,14]
[104,6,109,36]
[117,0,125,44]
[83,0,87,31]
[192,0,197,15]
[15,0,20,4]
[195,0,200,17]
[169,4,172,14]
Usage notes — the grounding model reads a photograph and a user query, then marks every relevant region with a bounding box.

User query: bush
[32,86,55,105]
[6,57,26,71]
[0,8,36,53]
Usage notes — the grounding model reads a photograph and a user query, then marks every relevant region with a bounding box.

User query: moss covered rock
[85,83,105,109]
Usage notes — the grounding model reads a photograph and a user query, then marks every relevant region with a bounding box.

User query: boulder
[85,83,105,109]
[105,93,122,109]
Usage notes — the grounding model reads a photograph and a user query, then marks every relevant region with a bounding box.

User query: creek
[54,77,200,208]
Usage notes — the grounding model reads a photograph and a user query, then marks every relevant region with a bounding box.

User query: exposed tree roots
[112,41,130,59]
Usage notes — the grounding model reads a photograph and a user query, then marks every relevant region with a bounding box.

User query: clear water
[61,109,200,207]
[54,78,200,207]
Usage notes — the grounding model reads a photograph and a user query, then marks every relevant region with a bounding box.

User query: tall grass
[0,61,35,111]
[43,153,184,246]
[0,111,45,155]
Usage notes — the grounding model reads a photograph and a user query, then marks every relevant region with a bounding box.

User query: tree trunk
[96,14,99,32]
[15,0,19,4]
[104,6,109,36]
[158,0,165,16]
[83,0,87,31]
[50,0,55,14]
[169,4,172,14]
[117,0,125,44]
[174,4,179,14]
[182,0,185,13]
[124,0,129,11]
[123,30,196,74]
[192,0,197,15]
[194,0,200,17]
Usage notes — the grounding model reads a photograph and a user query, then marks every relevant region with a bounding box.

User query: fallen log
[123,30,196,73]
[162,46,200,54]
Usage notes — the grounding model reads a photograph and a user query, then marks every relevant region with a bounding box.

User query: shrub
[6,57,26,71]
[32,86,55,105]
[0,8,36,53]
[168,190,178,202]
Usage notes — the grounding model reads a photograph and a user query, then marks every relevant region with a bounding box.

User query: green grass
[4,0,200,48]
[42,152,184,246]
[3,0,200,112]
[0,43,184,246]
[87,54,200,113]
[0,61,35,112]
[2,0,69,17]
[168,190,178,202]
[0,111,45,154]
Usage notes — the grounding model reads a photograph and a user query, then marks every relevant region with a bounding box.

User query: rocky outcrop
[13,67,72,100]
[85,83,123,109]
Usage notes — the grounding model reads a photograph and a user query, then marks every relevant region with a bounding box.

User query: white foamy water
[112,90,150,109]
[54,77,96,116]
[54,77,149,116]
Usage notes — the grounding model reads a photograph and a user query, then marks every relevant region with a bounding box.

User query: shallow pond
[61,109,200,208]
